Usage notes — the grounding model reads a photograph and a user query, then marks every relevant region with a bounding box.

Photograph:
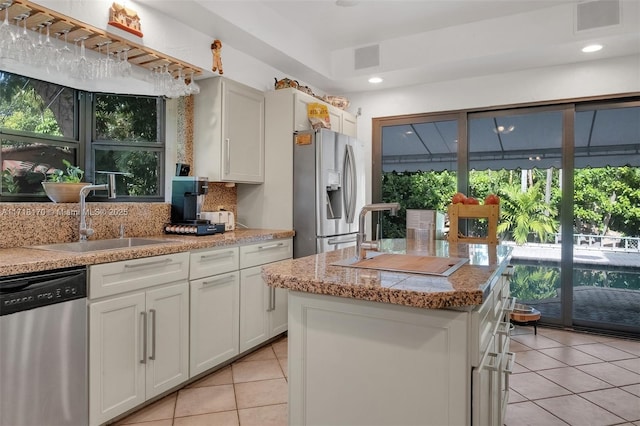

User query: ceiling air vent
[576,0,620,31]
[354,44,380,70]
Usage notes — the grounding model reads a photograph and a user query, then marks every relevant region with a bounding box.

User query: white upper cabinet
[194,77,265,183]
[291,89,357,137]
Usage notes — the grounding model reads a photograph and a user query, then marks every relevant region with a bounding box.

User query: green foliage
[574,166,640,237]
[509,265,560,301]
[47,159,84,183]
[497,183,557,244]
[95,150,159,196]
[1,170,19,193]
[381,171,457,237]
[94,95,158,142]
[0,74,63,136]
[469,169,511,200]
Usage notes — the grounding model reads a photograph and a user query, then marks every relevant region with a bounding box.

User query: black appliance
[168,176,224,236]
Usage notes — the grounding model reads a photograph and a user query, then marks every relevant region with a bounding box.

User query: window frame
[0,72,166,202]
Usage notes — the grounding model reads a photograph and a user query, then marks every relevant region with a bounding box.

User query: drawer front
[190,246,240,280]
[89,252,189,299]
[240,239,292,269]
[470,274,501,367]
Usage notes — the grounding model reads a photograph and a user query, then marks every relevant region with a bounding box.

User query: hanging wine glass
[71,37,92,80]
[31,24,48,67]
[13,13,33,63]
[0,1,15,60]
[118,47,132,78]
[55,29,74,73]
[186,71,200,95]
[41,22,56,68]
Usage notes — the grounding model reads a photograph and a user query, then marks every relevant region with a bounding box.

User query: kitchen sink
[31,238,178,253]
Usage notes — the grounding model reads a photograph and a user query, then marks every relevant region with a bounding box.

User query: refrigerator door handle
[327,235,358,245]
[343,144,357,223]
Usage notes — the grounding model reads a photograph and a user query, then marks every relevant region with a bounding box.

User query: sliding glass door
[373,96,640,336]
[468,108,565,325]
[373,113,461,238]
[572,103,640,334]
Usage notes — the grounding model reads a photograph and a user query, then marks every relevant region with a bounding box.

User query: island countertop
[263,240,512,309]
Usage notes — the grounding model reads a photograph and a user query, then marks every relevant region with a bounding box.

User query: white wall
[346,55,640,204]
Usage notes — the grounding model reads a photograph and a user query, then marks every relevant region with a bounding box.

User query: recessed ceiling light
[582,44,603,53]
[493,125,515,134]
[368,77,383,84]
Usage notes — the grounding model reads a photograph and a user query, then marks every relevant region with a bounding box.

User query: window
[92,94,165,198]
[0,71,165,201]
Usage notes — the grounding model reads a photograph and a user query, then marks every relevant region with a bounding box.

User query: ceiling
[138,0,640,94]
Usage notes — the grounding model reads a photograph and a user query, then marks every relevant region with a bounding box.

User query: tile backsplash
[0,202,170,249]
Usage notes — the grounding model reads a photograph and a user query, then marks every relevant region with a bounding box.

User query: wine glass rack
[6,0,202,78]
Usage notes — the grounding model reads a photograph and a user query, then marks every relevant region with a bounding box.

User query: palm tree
[497,183,558,245]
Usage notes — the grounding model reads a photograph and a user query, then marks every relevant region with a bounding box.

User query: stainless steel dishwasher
[0,267,88,426]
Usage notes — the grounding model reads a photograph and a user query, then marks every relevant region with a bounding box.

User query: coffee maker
[166,176,225,235]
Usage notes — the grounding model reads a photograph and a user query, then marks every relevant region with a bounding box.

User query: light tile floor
[116,327,640,426]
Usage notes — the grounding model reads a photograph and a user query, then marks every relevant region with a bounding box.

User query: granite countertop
[0,229,295,277]
[263,240,512,310]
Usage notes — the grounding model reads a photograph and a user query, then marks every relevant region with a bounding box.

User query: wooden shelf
[7,0,203,77]
[447,204,499,244]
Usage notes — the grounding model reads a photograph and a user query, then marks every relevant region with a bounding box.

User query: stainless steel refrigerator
[293,128,366,258]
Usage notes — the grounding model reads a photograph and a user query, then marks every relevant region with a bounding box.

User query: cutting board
[345,254,468,276]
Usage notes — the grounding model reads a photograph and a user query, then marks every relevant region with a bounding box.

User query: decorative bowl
[41,182,87,203]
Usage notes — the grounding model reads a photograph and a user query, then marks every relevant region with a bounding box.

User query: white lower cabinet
[288,267,515,426]
[288,292,468,426]
[189,272,240,377]
[239,239,292,352]
[189,246,240,377]
[239,266,269,351]
[88,241,292,425]
[89,280,189,426]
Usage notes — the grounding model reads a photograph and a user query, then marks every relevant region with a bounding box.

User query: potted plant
[41,160,88,203]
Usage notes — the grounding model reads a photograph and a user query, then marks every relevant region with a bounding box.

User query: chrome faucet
[79,174,116,241]
[356,203,401,260]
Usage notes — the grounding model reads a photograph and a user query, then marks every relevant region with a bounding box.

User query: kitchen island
[262,241,515,426]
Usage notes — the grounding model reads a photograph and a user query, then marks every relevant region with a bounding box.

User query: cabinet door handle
[149,309,156,361]
[272,287,276,311]
[484,351,502,372]
[200,251,235,260]
[202,274,235,287]
[504,352,516,374]
[225,138,230,174]
[258,242,284,250]
[140,311,147,364]
[267,287,275,312]
[125,258,171,269]
[501,296,516,314]
[504,351,516,400]
[496,321,511,336]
